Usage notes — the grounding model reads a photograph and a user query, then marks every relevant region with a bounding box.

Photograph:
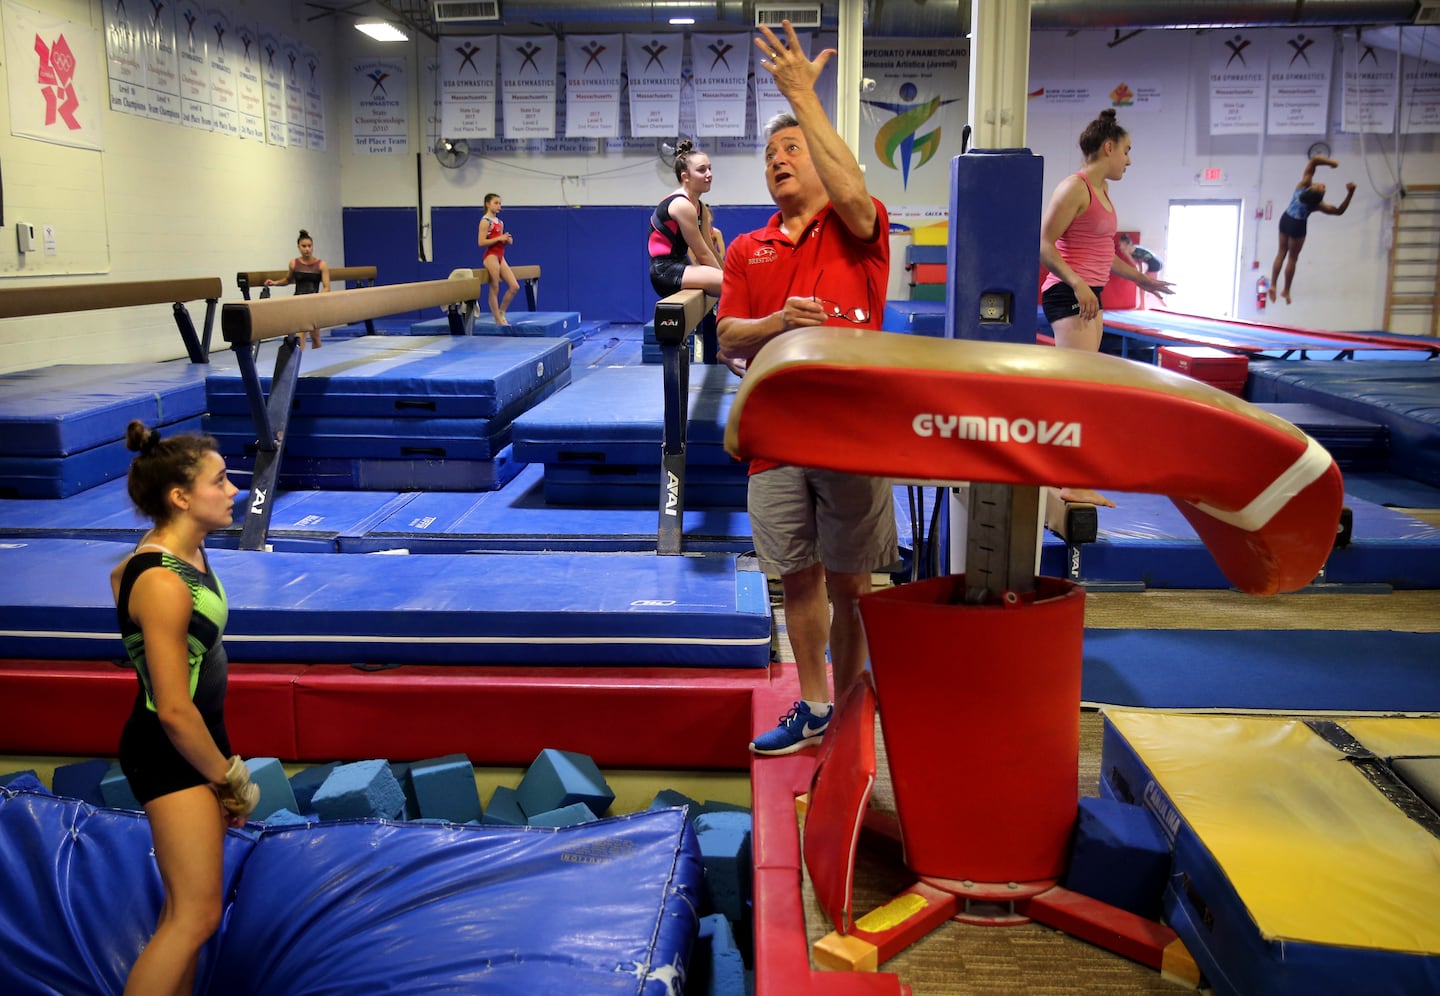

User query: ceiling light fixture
[356,20,408,42]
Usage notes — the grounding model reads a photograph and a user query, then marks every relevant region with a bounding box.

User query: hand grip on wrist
[217,755,259,819]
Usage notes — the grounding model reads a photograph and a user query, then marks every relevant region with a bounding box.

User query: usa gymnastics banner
[1403,55,1440,134]
[4,0,104,149]
[564,33,622,137]
[1341,34,1398,134]
[625,32,683,137]
[174,0,212,131]
[690,31,749,137]
[352,58,409,154]
[301,45,326,151]
[206,6,240,139]
[234,20,265,142]
[1264,29,1332,136]
[260,29,287,146]
[282,37,306,147]
[1208,31,1265,135]
[439,35,497,139]
[103,0,146,116]
[500,33,557,139]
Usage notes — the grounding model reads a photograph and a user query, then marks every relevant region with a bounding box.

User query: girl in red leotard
[479,193,519,325]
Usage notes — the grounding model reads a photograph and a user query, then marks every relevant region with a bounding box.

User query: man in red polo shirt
[718,20,896,756]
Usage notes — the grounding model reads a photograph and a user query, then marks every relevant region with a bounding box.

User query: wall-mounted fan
[434,137,471,169]
[657,137,689,170]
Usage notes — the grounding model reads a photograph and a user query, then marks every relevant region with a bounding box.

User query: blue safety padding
[0,539,772,667]
[541,462,748,506]
[1252,403,1388,470]
[1038,490,1440,589]
[224,444,525,493]
[206,414,513,461]
[881,301,948,336]
[0,415,203,499]
[1103,311,1439,361]
[339,463,753,553]
[0,789,255,996]
[1247,361,1440,488]
[0,363,209,456]
[950,151,1041,344]
[512,364,740,462]
[904,243,947,265]
[408,314,585,341]
[1343,471,1440,509]
[0,788,701,996]
[204,336,571,419]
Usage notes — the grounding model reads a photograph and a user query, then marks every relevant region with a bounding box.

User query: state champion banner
[352,58,409,154]
[564,33,622,137]
[174,0,212,131]
[206,6,239,138]
[625,33,682,137]
[1403,55,1440,134]
[143,0,182,122]
[282,37,306,147]
[1208,31,1265,135]
[301,45,326,151]
[690,31,749,136]
[439,35,497,139]
[234,21,265,142]
[1265,28,1332,136]
[500,33,557,139]
[260,29,287,146]
[4,0,104,149]
[103,0,147,117]
[754,32,811,134]
[1341,35,1398,134]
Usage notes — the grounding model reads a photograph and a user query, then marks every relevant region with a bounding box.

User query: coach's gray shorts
[748,465,898,577]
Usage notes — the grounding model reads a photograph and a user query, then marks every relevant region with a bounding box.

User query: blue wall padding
[311,760,406,820]
[100,763,141,811]
[690,913,748,996]
[289,761,338,813]
[52,758,110,806]
[410,754,483,824]
[1062,797,1171,921]
[693,810,753,924]
[517,748,615,818]
[0,790,254,995]
[882,301,947,336]
[527,802,598,828]
[482,785,527,826]
[247,758,299,822]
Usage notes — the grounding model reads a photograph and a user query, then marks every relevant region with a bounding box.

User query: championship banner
[861,40,966,203]
[1265,29,1332,136]
[690,31,748,136]
[301,45,326,151]
[174,0,212,130]
[282,37,306,147]
[260,29,287,146]
[500,33,557,139]
[4,0,104,149]
[439,35,497,138]
[234,21,265,142]
[142,0,181,122]
[624,33,682,137]
[352,58,409,154]
[103,0,147,116]
[564,33,622,137]
[205,7,239,137]
[1341,35,1398,134]
[1403,54,1440,134]
[1208,31,1264,135]
[421,52,442,151]
[754,32,812,134]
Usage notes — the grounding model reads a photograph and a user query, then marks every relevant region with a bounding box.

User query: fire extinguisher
[1256,275,1269,311]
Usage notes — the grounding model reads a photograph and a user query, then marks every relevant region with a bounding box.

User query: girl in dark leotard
[648,139,724,297]
[265,228,331,348]
[111,420,256,996]
[1269,156,1355,305]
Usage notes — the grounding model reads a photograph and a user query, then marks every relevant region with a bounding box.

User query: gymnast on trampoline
[1040,109,1173,507]
[265,228,330,349]
[718,20,897,757]
[649,139,725,298]
[479,193,521,325]
[111,421,257,996]
[1270,156,1355,305]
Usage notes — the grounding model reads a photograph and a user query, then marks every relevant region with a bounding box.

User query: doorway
[1163,201,1242,318]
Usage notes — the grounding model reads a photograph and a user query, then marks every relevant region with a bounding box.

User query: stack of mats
[511,363,749,507]
[1158,346,1248,396]
[407,312,585,343]
[203,336,572,492]
[1253,402,1390,472]
[1101,711,1440,996]
[0,363,209,499]
[881,300,948,337]
[905,242,947,302]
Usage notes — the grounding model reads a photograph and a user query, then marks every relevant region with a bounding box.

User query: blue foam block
[527,802,597,828]
[311,760,406,820]
[100,763,142,811]
[517,748,614,818]
[409,754,482,824]
[389,762,419,819]
[258,808,312,827]
[691,913,748,996]
[649,789,699,815]
[247,758,298,821]
[481,785,526,826]
[52,758,110,806]
[289,762,338,813]
[1062,797,1171,920]
[694,810,753,923]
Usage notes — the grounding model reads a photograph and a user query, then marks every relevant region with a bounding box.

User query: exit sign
[1198,166,1226,185]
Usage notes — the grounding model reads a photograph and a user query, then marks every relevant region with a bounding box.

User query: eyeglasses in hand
[812,270,870,324]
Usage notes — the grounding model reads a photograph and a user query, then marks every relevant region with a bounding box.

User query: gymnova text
[911,413,1082,446]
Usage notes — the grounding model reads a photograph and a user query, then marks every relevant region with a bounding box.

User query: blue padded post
[947,149,1043,344]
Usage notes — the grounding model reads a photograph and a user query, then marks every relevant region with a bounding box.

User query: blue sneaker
[750,701,831,756]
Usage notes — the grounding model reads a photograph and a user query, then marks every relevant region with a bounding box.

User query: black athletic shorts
[119,706,231,804]
[1041,283,1106,324]
[1278,212,1308,239]
[650,256,688,296]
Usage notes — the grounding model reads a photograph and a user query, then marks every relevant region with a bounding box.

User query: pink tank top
[1042,171,1116,291]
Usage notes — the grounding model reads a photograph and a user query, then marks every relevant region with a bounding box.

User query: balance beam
[236,266,379,300]
[653,289,720,556]
[221,274,484,347]
[0,277,223,362]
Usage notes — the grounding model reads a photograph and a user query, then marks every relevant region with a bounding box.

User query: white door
[1163,201,1242,318]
